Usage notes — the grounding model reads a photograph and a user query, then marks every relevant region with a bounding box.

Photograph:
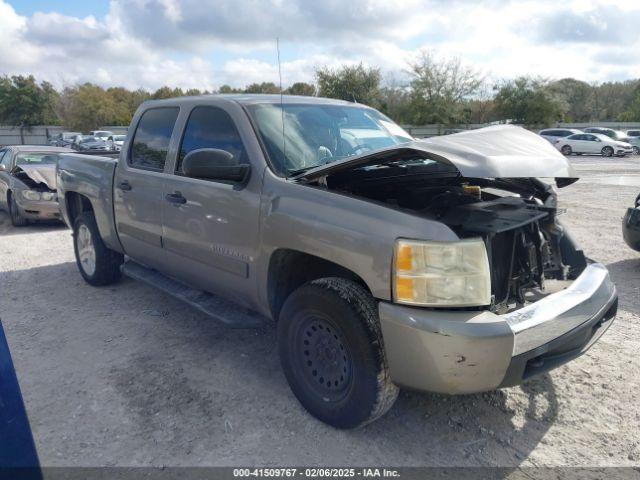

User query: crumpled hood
[294,125,577,183]
[14,164,57,190]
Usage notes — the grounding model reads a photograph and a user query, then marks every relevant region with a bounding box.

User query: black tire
[601,146,614,157]
[277,277,398,429]
[633,146,639,155]
[73,212,123,286]
[8,193,27,227]
[560,145,572,155]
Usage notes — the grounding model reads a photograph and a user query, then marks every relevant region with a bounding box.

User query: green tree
[619,84,640,121]
[244,82,281,94]
[285,82,316,96]
[548,78,594,122]
[152,86,185,99]
[493,77,564,126]
[0,75,60,126]
[56,83,121,131]
[315,63,381,107]
[218,85,243,94]
[406,51,484,126]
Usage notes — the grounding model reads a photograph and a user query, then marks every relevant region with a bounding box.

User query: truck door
[113,106,180,269]
[160,105,262,309]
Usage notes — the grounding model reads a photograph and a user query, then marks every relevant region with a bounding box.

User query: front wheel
[633,146,639,155]
[278,277,398,429]
[560,145,572,155]
[73,212,124,286]
[8,193,27,227]
[601,146,614,157]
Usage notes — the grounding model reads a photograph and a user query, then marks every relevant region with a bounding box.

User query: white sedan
[107,134,126,152]
[554,132,633,157]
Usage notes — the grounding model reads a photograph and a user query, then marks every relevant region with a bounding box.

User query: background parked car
[584,127,631,142]
[555,132,633,157]
[107,134,126,152]
[88,130,114,142]
[0,145,71,226]
[71,135,111,152]
[48,132,81,147]
[623,193,640,251]
[538,128,582,144]
[624,130,640,154]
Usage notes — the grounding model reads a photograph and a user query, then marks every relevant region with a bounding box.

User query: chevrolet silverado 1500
[56,95,618,428]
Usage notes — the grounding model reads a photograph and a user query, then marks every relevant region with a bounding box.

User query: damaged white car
[0,146,71,226]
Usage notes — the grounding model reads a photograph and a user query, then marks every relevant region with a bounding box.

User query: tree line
[1,52,640,131]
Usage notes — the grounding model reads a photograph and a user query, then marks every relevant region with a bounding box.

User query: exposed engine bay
[309,159,587,314]
[13,167,57,193]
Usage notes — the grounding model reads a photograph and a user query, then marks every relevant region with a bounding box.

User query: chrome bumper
[378,263,617,394]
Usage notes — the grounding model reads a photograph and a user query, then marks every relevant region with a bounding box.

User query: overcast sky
[1,0,639,91]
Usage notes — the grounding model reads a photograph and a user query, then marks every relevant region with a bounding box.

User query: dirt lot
[1,156,639,467]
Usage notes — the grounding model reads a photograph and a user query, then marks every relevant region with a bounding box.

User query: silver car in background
[0,145,71,226]
[538,128,582,144]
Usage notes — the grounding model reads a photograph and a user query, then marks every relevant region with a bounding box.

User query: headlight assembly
[393,238,491,307]
[41,192,56,201]
[21,190,42,201]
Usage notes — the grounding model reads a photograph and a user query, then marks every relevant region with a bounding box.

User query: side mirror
[182,148,250,184]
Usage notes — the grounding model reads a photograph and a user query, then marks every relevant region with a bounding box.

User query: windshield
[15,153,59,166]
[113,135,126,141]
[246,103,413,176]
[81,137,100,143]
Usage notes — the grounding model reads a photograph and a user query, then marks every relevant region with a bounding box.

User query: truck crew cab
[57,95,617,428]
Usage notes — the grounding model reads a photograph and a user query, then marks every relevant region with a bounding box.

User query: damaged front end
[294,126,616,394]
[294,126,587,314]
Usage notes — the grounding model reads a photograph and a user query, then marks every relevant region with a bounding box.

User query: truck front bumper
[378,263,617,394]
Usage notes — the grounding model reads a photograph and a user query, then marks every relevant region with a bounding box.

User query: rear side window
[176,106,248,174]
[129,107,179,171]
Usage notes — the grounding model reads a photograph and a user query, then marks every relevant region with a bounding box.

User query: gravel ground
[0,155,639,468]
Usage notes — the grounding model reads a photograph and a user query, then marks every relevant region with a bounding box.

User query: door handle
[118,180,132,191]
[165,192,187,204]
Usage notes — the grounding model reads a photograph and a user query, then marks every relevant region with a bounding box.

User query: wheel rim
[603,147,613,157]
[77,224,96,276]
[633,147,639,155]
[293,314,353,401]
[561,146,571,155]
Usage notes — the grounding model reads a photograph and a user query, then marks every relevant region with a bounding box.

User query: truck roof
[140,94,360,109]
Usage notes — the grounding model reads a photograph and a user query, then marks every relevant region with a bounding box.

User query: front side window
[177,106,248,174]
[246,103,413,176]
[129,107,179,171]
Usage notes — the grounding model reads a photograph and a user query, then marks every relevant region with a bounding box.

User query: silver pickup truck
[57,95,618,429]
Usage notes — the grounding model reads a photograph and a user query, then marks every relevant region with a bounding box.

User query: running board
[121,260,268,328]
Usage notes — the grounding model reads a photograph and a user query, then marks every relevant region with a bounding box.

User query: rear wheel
[278,277,398,429]
[602,146,614,157]
[8,193,27,227]
[560,145,572,155]
[73,212,123,286]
